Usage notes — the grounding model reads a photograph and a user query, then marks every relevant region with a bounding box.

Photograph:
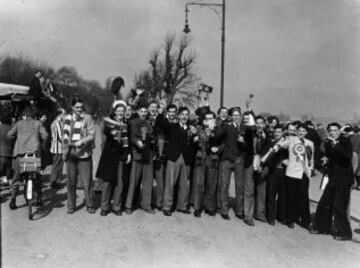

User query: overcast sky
[1,0,359,119]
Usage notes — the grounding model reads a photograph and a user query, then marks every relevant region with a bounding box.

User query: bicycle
[19,152,42,220]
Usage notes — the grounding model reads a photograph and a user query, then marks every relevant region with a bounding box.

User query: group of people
[1,92,359,242]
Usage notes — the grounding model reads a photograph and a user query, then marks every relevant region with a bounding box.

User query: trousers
[254,166,269,220]
[286,175,310,227]
[313,183,352,238]
[163,155,190,212]
[125,159,153,210]
[50,153,64,184]
[66,157,93,210]
[101,161,124,211]
[220,156,252,218]
[193,157,218,212]
[266,168,287,222]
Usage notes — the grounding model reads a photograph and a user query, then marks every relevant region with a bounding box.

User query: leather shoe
[144,209,156,214]
[254,216,267,222]
[177,209,191,214]
[163,210,172,216]
[235,214,244,220]
[67,209,75,214]
[205,210,216,216]
[244,219,255,226]
[221,214,230,220]
[87,207,95,214]
[112,210,122,216]
[100,210,109,216]
[9,199,17,210]
[194,210,201,218]
[125,208,132,215]
[268,220,275,226]
[309,228,327,235]
[287,223,295,229]
[333,235,352,241]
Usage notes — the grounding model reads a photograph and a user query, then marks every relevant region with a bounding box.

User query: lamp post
[183,0,225,107]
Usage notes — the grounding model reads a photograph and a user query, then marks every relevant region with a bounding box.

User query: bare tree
[133,33,199,107]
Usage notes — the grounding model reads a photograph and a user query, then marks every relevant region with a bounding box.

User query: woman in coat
[96,102,131,216]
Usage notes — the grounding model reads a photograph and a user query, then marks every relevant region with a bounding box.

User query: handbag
[19,152,41,174]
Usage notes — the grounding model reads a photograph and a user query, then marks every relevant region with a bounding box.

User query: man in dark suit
[213,107,254,225]
[310,122,353,241]
[253,115,272,222]
[192,111,220,217]
[125,103,155,214]
[156,104,196,216]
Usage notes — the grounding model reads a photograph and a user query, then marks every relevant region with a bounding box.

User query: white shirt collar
[180,122,188,130]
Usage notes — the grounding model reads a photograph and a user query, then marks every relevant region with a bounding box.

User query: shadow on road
[32,185,67,220]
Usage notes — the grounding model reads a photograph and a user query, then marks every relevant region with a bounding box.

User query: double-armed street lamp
[183,0,226,107]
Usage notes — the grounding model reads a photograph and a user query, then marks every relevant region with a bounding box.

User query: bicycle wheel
[27,179,33,220]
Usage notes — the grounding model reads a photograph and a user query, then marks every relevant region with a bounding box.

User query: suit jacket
[212,123,249,163]
[325,136,354,187]
[7,117,48,157]
[62,112,95,159]
[129,117,153,164]
[349,134,360,154]
[0,123,12,157]
[155,114,193,165]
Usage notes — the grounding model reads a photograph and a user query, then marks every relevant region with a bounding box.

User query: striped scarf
[112,119,129,148]
[50,118,63,154]
[63,113,84,145]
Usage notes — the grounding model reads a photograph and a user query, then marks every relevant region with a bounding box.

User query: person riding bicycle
[7,104,48,210]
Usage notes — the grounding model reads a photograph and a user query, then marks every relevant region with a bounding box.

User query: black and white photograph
[1,0,360,267]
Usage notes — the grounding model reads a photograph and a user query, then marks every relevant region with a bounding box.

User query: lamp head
[183,24,191,34]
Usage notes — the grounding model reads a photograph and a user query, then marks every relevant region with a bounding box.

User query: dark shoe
[143,209,156,214]
[287,223,295,229]
[87,207,95,214]
[221,214,230,220]
[177,209,191,214]
[244,219,255,226]
[254,216,267,223]
[9,199,17,210]
[194,210,201,218]
[112,210,122,216]
[100,210,109,216]
[163,210,172,216]
[299,221,311,230]
[67,209,75,214]
[205,209,216,216]
[125,208,132,215]
[333,235,352,241]
[309,228,328,235]
[268,220,275,226]
[34,200,44,207]
[235,214,244,220]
